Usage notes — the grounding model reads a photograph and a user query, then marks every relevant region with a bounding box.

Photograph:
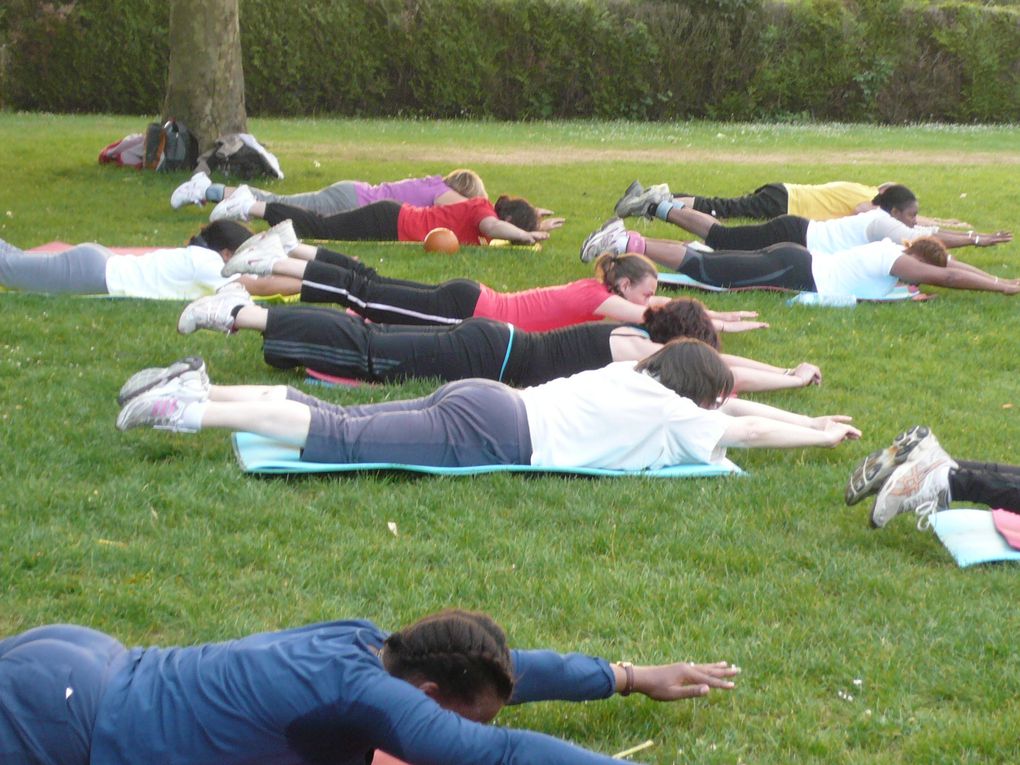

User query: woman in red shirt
[209,184,550,245]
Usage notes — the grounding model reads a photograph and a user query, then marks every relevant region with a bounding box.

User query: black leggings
[264,199,401,241]
[704,214,810,251]
[692,183,788,220]
[676,242,817,291]
[299,247,482,325]
[262,307,514,383]
[951,461,1020,513]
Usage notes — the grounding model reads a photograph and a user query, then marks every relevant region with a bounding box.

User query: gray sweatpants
[288,379,533,467]
[248,181,359,216]
[0,240,111,294]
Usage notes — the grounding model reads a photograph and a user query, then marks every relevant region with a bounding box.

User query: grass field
[1,114,1019,763]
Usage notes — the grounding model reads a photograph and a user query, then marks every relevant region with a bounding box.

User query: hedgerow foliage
[2,0,1018,122]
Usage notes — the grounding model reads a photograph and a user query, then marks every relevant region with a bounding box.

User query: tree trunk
[163,0,247,154]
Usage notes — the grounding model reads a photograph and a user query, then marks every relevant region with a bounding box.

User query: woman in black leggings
[847,426,1020,529]
[177,296,822,392]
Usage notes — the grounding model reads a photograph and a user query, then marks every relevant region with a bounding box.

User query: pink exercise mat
[28,241,163,256]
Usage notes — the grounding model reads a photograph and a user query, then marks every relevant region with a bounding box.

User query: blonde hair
[593,251,658,293]
[443,169,486,198]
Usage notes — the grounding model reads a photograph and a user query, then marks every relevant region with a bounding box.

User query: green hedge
[2,0,1018,122]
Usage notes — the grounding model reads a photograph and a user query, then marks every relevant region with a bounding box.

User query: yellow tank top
[785,182,879,221]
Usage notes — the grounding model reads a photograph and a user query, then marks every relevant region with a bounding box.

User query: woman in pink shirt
[213,223,762,331]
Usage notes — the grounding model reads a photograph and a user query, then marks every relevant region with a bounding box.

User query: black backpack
[196,133,284,180]
[144,120,198,172]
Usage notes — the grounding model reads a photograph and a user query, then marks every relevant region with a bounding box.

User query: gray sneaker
[869,439,958,529]
[177,287,252,334]
[210,184,256,222]
[580,218,628,263]
[845,425,932,505]
[170,171,212,209]
[116,375,209,432]
[117,356,208,405]
[221,230,288,277]
[614,182,672,219]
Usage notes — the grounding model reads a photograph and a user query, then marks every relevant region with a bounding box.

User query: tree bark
[163,0,247,153]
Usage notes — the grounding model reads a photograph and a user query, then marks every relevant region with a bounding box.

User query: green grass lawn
[2,114,1019,763]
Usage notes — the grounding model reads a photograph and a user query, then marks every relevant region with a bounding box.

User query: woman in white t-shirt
[594,231,1019,300]
[0,221,299,299]
[115,339,860,471]
[610,182,1011,254]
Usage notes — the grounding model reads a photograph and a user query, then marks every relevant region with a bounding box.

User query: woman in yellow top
[673,181,886,221]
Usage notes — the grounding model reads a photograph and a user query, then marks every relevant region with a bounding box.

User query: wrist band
[616,661,635,696]
[975,235,981,245]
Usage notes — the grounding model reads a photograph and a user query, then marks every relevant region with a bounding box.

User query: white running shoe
[170,171,212,209]
[209,184,256,222]
[579,218,628,263]
[870,437,958,529]
[267,219,298,254]
[614,181,672,219]
[177,287,252,334]
[221,231,288,277]
[117,356,208,406]
[116,374,209,432]
[845,425,933,505]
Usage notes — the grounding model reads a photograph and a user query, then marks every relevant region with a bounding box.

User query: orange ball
[423,227,460,254]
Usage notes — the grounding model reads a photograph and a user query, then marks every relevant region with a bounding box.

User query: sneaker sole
[613,180,642,218]
[117,358,204,406]
[845,425,930,505]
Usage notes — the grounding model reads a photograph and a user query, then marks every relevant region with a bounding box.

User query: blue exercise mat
[656,272,922,302]
[231,432,742,478]
[931,509,1020,567]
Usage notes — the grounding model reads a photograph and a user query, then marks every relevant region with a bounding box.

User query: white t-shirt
[810,239,905,299]
[104,246,235,299]
[517,361,733,470]
[805,209,937,255]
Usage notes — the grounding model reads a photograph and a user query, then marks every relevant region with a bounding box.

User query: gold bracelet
[615,661,635,696]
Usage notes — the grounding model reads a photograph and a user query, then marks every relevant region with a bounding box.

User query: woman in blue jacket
[0,609,738,765]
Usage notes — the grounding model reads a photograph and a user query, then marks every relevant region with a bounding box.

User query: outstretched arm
[479,216,550,244]
[935,228,1012,249]
[718,398,860,448]
[891,255,1020,294]
[723,355,821,392]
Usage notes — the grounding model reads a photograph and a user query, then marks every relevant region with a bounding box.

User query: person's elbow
[718,417,770,448]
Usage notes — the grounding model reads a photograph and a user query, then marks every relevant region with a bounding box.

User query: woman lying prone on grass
[610,182,1011,254]
[219,221,765,332]
[582,220,1018,300]
[117,339,858,470]
[0,609,738,765]
[0,221,298,299]
[208,179,553,245]
[178,286,820,392]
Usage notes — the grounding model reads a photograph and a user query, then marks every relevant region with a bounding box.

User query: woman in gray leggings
[0,222,297,298]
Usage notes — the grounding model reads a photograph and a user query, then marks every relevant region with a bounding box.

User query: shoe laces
[914,499,939,531]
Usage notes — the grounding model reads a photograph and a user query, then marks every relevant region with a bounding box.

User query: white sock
[180,401,209,432]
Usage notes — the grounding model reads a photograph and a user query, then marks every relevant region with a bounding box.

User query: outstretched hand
[538,216,565,231]
[633,661,740,701]
[719,319,769,333]
[791,362,822,386]
[977,231,1012,246]
[714,309,759,321]
[810,416,861,445]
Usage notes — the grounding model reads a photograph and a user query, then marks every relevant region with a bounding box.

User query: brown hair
[383,609,514,705]
[494,195,539,232]
[635,338,733,408]
[443,169,487,198]
[593,251,658,294]
[904,236,948,267]
[641,298,719,349]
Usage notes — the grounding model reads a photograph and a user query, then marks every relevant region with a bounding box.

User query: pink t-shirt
[472,278,612,331]
[353,175,451,207]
